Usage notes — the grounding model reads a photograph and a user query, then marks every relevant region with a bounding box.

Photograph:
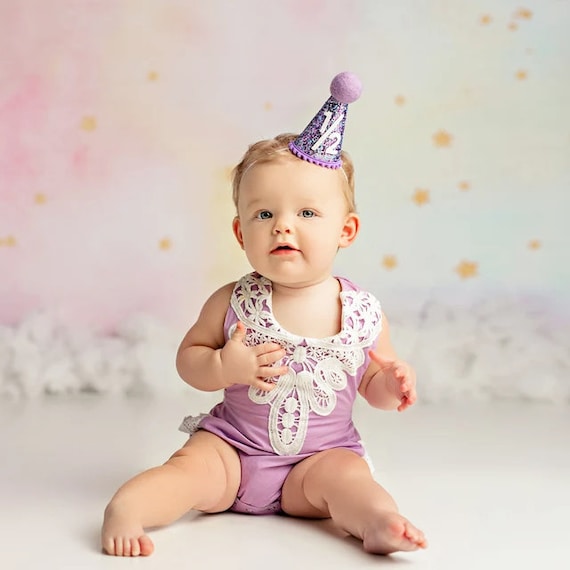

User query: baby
[101,73,427,557]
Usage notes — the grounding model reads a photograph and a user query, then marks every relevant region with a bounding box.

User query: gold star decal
[159,238,172,251]
[148,71,159,82]
[458,181,471,191]
[516,70,528,80]
[455,261,478,279]
[394,95,406,106]
[0,235,17,247]
[222,166,233,181]
[35,193,47,204]
[508,22,519,31]
[432,129,453,147]
[264,101,273,111]
[412,188,430,206]
[528,240,541,250]
[515,8,533,20]
[81,116,97,132]
[382,255,397,270]
[480,14,492,25]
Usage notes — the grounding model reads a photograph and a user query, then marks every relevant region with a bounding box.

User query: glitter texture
[289,97,350,168]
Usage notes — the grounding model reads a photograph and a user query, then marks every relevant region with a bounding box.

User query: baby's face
[233,156,358,288]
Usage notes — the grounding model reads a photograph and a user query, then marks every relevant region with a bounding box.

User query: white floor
[1,393,568,570]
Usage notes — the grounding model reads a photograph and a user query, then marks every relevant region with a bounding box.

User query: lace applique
[179,413,209,436]
[230,273,382,456]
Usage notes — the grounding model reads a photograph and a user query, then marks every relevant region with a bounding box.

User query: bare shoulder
[204,282,236,310]
[178,282,236,351]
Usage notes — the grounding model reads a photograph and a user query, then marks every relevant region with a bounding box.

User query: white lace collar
[231,272,381,350]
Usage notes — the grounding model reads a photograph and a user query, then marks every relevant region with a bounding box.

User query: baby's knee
[309,448,370,483]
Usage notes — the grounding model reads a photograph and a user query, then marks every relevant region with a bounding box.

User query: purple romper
[180,272,382,515]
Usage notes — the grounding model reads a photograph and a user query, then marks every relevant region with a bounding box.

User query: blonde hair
[231,133,356,212]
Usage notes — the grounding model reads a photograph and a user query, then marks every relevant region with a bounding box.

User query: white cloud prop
[1,297,568,403]
[0,313,180,400]
[392,295,570,404]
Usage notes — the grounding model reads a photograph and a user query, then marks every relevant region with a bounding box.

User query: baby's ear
[339,213,360,248]
[232,216,245,249]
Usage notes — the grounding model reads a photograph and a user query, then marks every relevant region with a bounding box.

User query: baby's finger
[398,392,416,411]
[254,342,284,356]
[394,368,407,381]
[397,395,411,411]
[253,379,277,392]
[230,321,247,342]
[257,349,285,366]
[258,365,288,378]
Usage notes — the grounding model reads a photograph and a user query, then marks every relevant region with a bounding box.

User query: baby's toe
[113,537,123,556]
[404,522,427,548]
[128,537,139,556]
[139,535,154,556]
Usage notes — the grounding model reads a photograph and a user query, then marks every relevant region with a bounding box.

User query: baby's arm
[358,313,418,412]
[176,283,287,392]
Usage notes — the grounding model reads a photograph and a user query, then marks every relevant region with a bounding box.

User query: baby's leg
[101,431,240,556]
[281,449,427,555]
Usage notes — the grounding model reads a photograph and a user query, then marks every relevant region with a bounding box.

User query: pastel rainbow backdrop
[1,1,568,334]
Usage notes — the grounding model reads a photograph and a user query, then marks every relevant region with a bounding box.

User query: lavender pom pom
[330,72,362,104]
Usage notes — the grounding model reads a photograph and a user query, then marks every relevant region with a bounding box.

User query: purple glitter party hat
[289,72,362,169]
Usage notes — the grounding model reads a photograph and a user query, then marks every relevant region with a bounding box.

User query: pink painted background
[1,1,568,334]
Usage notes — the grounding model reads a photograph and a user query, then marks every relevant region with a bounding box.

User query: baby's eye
[256,210,272,220]
[300,209,316,218]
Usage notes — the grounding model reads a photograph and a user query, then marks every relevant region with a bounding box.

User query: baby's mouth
[271,244,299,253]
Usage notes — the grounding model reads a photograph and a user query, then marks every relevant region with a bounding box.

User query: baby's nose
[273,217,292,234]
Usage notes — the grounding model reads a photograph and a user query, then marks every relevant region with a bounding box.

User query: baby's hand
[369,351,417,412]
[220,321,288,392]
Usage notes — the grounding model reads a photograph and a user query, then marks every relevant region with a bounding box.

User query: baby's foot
[362,511,427,555]
[101,504,154,557]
